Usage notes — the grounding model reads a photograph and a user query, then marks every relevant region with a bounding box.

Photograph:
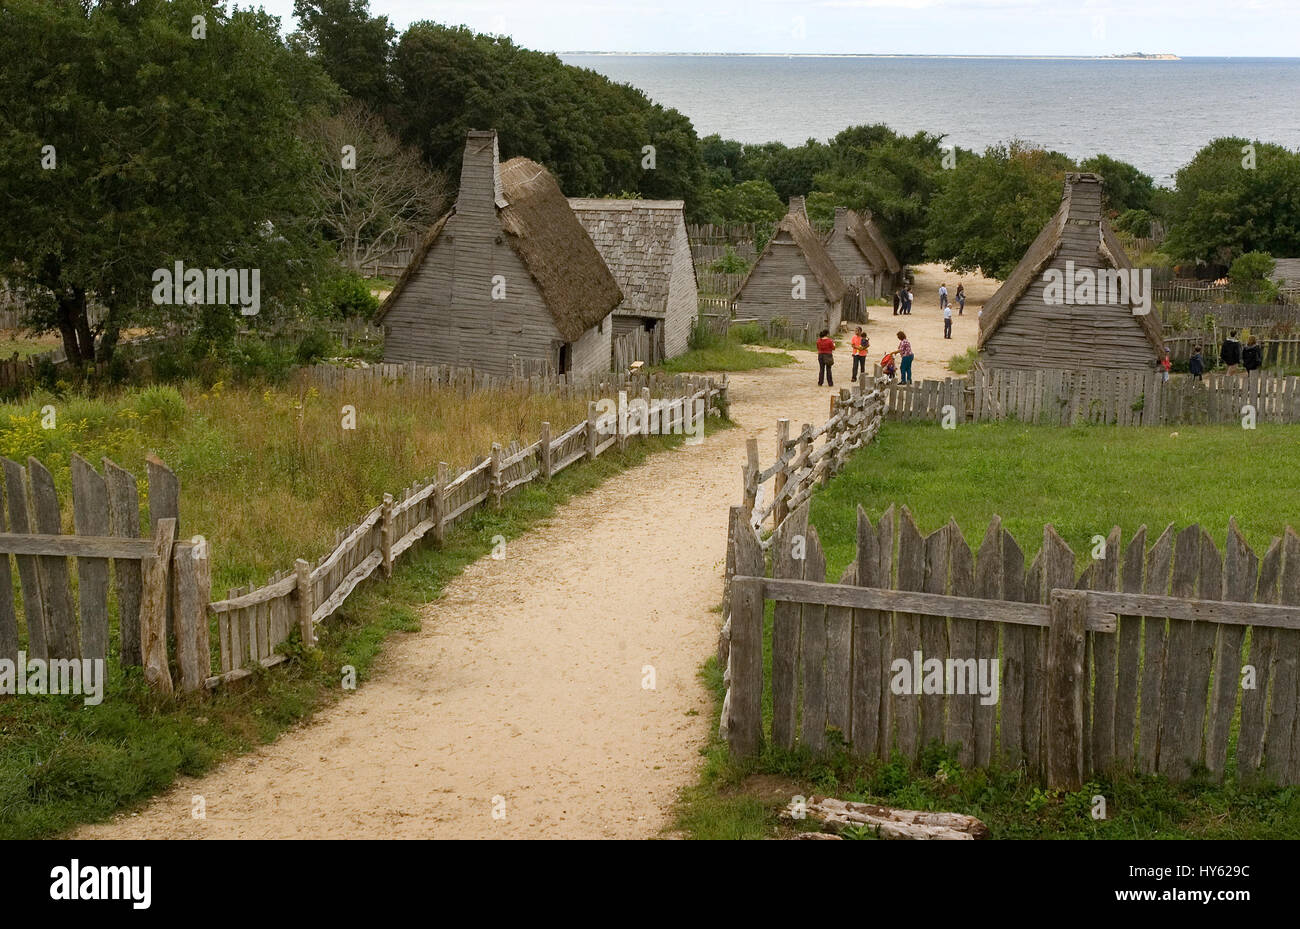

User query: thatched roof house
[978,173,1164,371]
[377,130,621,377]
[735,197,846,335]
[1269,258,1300,290]
[824,206,902,298]
[567,198,697,362]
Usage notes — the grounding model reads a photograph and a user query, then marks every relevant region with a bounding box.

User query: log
[781,796,990,840]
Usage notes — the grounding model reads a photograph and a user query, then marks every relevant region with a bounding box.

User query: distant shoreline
[561,52,1182,61]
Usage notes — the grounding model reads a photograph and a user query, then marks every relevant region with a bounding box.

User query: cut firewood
[780,796,990,840]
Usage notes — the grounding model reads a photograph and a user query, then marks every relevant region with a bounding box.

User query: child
[1159,349,1172,383]
[1189,345,1204,381]
[881,352,897,382]
[816,329,835,387]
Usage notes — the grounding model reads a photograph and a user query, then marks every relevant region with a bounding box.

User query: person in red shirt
[816,329,836,386]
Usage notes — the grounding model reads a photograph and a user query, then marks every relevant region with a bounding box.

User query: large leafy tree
[1163,137,1300,265]
[1079,153,1159,216]
[0,0,336,365]
[290,0,395,113]
[924,141,1076,279]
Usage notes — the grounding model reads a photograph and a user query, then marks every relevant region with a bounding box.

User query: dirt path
[73,264,1000,840]
[74,352,856,839]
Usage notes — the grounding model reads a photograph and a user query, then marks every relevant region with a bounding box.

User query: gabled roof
[738,199,847,305]
[567,198,692,315]
[1269,258,1300,286]
[978,172,1163,355]
[377,135,622,342]
[836,208,901,275]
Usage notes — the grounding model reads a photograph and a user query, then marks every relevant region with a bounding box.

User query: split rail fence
[721,502,1300,789]
[881,366,1300,426]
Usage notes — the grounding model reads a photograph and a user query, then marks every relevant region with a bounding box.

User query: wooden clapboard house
[824,206,903,299]
[978,172,1163,371]
[735,197,846,333]
[567,198,697,363]
[377,130,622,378]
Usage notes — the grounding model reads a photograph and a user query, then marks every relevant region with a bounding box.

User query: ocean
[561,55,1300,186]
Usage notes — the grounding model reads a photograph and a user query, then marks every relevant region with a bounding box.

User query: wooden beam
[0,533,157,559]
[1085,589,1300,632]
[1045,589,1088,789]
[141,518,176,693]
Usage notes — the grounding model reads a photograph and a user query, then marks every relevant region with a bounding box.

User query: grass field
[659,324,797,373]
[677,419,1300,840]
[0,375,724,837]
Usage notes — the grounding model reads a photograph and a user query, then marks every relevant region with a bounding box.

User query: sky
[251,0,1300,57]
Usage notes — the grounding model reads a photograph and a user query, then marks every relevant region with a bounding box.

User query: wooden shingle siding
[570,312,612,378]
[736,238,839,332]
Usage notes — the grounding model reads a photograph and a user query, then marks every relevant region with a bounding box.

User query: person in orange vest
[850,326,869,381]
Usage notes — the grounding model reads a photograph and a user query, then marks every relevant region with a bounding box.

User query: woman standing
[816,329,836,387]
[895,330,914,384]
[850,326,869,381]
[956,283,966,315]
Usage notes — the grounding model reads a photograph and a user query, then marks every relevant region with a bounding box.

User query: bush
[313,273,380,320]
[295,329,336,365]
[731,322,764,344]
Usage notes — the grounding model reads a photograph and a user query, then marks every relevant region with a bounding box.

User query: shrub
[313,272,380,320]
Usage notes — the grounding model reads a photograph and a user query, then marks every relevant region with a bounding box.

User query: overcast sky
[250,0,1300,57]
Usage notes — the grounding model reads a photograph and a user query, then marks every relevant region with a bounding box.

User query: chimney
[457,129,506,214]
[834,206,848,233]
[788,196,807,222]
[1063,172,1103,225]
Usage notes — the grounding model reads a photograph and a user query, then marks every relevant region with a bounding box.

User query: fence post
[381,493,394,579]
[742,437,759,512]
[172,540,211,692]
[141,517,176,694]
[773,419,790,527]
[641,387,652,441]
[295,558,316,649]
[727,574,766,758]
[586,401,598,459]
[491,442,504,510]
[1046,588,1089,789]
[538,424,552,480]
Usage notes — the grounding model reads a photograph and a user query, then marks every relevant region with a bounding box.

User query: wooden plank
[69,454,111,663]
[146,455,179,531]
[172,542,210,692]
[919,524,950,749]
[770,502,809,750]
[1265,531,1300,783]
[825,558,854,746]
[973,517,1001,768]
[209,574,298,612]
[999,529,1027,767]
[1035,527,1075,778]
[1045,589,1089,789]
[104,458,143,667]
[799,527,829,753]
[1158,524,1203,779]
[295,558,316,648]
[893,508,925,760]
[1112,526,1147,772]
[945,523,976,766]
[27,458,79,660]
[727,509,765,757]
[1205,520,1255,778]
[1138,525,1174,774]
[849,506,881,756]
[1239,537,1282,781]
[0,533,156,558]
[140,518,175,693]
[0,487,15,663]
[875,505,896,760]
[1090,526,1121,773]
[1175,529,1224,772]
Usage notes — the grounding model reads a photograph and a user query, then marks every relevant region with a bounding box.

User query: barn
[735,197,846,334]
[567,198,697,364]
[824,206,902,299]
[978,172,1164,371]
[376,130,622,378]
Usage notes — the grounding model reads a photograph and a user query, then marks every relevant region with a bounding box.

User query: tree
[290,0,396,112]
[0,0,336,366]
[306,101,447,273]
[1228,251,1279,303]
[693,180,786,226]
[1079,154,1158,215]
[1163,137,1300,265]
[925,141,1075,279]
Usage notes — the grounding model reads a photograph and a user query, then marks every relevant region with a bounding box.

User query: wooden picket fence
[0,454,213,694]
[881,366,1300,426]
[612,325,664,369]
[739,374,887,543]
[721,502,1300,789]
[208,375,727,682]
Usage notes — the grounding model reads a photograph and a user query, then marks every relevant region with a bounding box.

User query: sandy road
[74,264,997,840]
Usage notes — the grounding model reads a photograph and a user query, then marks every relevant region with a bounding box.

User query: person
[1243,335,1263,376]
[850,326,869,381]
[1221,330,1242,375]
[893,286,902,316]
[906,286,915,315]
[939,283,949,312]
[816,328,835,387]
[900,286,912,315]
[1159,348,1172,383]
[1189,345,1204,382]
[956,283,966,315]
[896,330,914,384]
[943,302,953,339]
[881,351,897,382]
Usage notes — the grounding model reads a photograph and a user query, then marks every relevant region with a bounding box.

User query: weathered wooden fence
[881,366,1300,426]
[696,271,747,297]
[208,375,727,683]
[612,325,664,369]
[0,454,213,694]
[721,503,1300,789]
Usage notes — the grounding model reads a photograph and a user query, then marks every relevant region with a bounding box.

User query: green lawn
[676,419,1300,840]
[658,327,796,373]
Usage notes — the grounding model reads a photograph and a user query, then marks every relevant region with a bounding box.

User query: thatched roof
[567,198,692,315]
[1270,258,1300,287]
[377,142,622,341]
[978,172,1163,355]
[739,199,847,305]
[836,207,901,274]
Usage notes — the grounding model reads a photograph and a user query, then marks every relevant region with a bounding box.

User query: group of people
[816,327,915,386]
[1157,330,1265,384]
